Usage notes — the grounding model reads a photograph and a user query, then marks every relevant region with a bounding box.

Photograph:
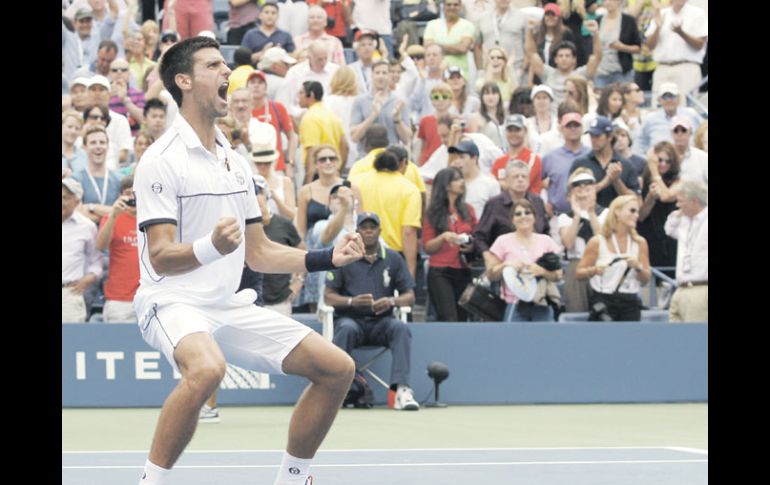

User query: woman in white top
[576,194,651,321]
[619,81,646,147]
[558,168,609,312]
[525,84,558,155]
[323,66,360,170]
[469,82,508,151]
[251,138,297,221]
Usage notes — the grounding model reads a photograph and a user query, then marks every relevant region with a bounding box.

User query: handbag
[459,277,507,322]
[399,0,439,22]
[589,265,633,322]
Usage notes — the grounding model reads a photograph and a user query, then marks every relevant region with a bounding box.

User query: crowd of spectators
[63,0,708,334]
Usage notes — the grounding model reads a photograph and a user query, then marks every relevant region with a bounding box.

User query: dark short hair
[97,39,118,53]
[120,174,134,193]
[233,46,253,66]
[385,144,408,164]
[374,151,399,172]
[160,36,221,107]
[364,124,389,151]
[302,80,324,101]
[143,97,167,117]
[553,40,578,58]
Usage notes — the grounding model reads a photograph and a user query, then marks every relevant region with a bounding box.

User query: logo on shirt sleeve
[151,182,163,194]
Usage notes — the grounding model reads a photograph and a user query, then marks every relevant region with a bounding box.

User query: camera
[459,119,466,129]
[126,198,136,207]
[457,233,472,245]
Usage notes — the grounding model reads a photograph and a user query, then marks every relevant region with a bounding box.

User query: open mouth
[218,83,229,101]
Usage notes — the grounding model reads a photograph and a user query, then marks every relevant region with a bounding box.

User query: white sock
[139,459,171,485]
[273,452,312,485]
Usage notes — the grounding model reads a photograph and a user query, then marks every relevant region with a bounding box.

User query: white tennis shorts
[137,289,313,374]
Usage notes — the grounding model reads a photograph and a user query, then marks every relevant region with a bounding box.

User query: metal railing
[648,266,677,309]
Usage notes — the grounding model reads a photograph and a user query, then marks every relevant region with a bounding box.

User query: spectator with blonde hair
[565,76,589,115]
[473,47,518,104]
[63,110,87,176]
[296,144,354,312]
[324,66,361,169]
[577,194,651,321]
[415,82,455,166]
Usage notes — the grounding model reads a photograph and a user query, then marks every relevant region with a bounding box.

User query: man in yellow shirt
[352,150,422,278]
[347,125,426,197]
[298,80,348,183]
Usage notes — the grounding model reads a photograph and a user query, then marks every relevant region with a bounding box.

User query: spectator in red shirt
[490,114,543,194]
[247,70,298,177]
[422,167,478,321]
[415,82,454,166]
[95,174,139,323]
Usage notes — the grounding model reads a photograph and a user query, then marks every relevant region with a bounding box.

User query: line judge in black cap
[323,212,421,410]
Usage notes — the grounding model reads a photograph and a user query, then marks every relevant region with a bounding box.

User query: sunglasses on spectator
[660,94,677,100]
[410,54,425,60]
[513,210,533,216]
[87,114,105,120]
[657,156,671,164]
[489,55,505,60]
[317,155,339,163]
[161,35,178,43]
[672,127,688,134]
[431,93,451,100]
[111,67,129,73]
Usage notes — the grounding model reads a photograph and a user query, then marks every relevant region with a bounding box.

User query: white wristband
[193,232,224,265]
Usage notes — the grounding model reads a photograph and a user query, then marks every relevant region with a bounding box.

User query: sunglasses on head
[431,93,451,100]
[513,210,533,217]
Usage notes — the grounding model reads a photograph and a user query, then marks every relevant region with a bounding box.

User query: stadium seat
[317,302,410,390]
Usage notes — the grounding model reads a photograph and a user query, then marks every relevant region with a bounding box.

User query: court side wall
[61,321,707,407]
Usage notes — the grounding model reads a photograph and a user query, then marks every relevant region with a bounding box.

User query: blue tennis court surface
[63,446,707,484]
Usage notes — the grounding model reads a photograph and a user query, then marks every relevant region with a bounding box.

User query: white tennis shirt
[133,114,262,313]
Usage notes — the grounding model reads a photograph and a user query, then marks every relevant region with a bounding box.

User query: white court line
[61,446,696,454]
[63,459,708,470]
[665,447,708,455]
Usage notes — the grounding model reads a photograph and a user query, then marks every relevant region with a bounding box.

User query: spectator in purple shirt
[108,57,146,136]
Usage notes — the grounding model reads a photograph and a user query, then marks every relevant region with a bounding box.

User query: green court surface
[62,403,707,451]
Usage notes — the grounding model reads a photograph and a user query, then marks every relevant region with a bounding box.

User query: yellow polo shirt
[352,170,422,252]
[227,65,255,95]
[348,148,427,194]
[299,101,346,165]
